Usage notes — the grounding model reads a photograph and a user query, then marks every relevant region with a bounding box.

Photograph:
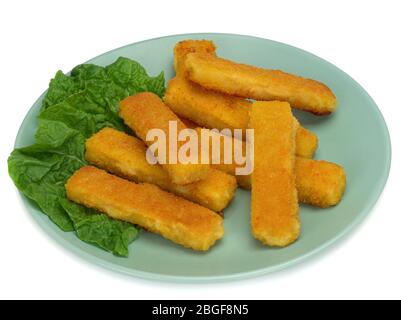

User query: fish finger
[119,92,210,185]
[295,157,346,208]
[232,158,346,208]
[185,52,336,115]
[174,39,216,75]
[164,76,318,157]
[250,101,300,247]
[66,166,224,251]
[85,128,237,212]
[164,76,251,133]
[295,124,319,158]
[199,128,342,207]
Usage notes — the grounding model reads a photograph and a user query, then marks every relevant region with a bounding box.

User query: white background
[1,0,400,300]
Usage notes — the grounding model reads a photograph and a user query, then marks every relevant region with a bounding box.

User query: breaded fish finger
[164,76,318,157]
[250,101,300,247]
[296,125,319,158]
[66,166,224,251]
[119,92,210,185]
[171,40,318,155]
[174,40,216,75]
[85,128,237,212]
[164,76,251,132]
[225,157,346,208]
[295,157,346,208]
[185,53,337,115]
[172,40,255,133]
[199,127,343,207]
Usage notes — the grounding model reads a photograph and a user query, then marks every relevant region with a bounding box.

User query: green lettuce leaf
[39,91,126,138]
[8,56,165,256]
[42,71,81,109]
[59,199,139,257]
[8,120,85,231]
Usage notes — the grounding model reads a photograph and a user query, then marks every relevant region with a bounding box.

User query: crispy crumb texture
[185,52,336,115]
[85,128,237,212]
[164,77,318,156]
[66,166,224,251]
[119,92,210,185]
[165,76,250,132]
[296,158,346,207]
[250,101,300,247]
[174,40,216,75]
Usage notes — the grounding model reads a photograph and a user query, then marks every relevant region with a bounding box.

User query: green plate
[14,33,391,282]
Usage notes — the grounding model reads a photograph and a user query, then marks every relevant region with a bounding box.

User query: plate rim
[13,32,392,283]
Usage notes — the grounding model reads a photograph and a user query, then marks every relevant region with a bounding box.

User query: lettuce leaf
[8,57,165,256]
[59,199,139,257]
[8,120,85,231]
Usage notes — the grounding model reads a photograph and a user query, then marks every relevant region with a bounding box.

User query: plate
[14,33,391,282]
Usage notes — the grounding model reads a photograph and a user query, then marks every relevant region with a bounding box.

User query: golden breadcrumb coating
[66,166,224,251]
[85,128,237,212]
[164,76,318,157]
[185,52,337,115]
[119,92,210,185]
[165,76,250,132]
[296,125,319,158]
[200,127,344,207]
[250,101,300,247]
[223,157,346,208]
[179,116,198,129]
[174,40,216,75]
[296,157,346,208]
